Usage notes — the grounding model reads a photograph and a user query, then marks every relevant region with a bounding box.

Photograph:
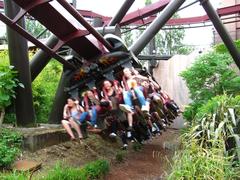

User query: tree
[25,19,51,38]
[155,14,186,55]
[142,0,189,56]
[145,0,152,5]
[180,51,240,121]
[122,29,133,48]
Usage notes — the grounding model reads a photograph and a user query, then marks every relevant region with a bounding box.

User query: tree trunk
[0,108,5,126]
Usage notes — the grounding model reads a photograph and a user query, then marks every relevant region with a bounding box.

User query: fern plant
[0,65,23,126]
[188,95,240,160]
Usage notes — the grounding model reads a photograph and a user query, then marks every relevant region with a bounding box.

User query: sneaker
[119,104,133,113]
[127,131,132,138]
[152,126,157,132]
[121,144,128,150]
[109,132,117,138]
[141,105,149,112]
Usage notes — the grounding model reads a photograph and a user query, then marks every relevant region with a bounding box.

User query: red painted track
[9,0,103,60]
[1,1,239,27]
[128,4,240,26]
[117,0,170,26]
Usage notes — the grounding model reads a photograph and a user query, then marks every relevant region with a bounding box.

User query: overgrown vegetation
[32,60,62,123]
[0,129,22,168]
[0,159,109,180]
[0,51,62,123]
[168,139,240,180]
[214,39,240,54]
[0,51,24,125]
[169,41,240,179]
[0,171,28,180]
[42,159,109,180]
[115,150,126,163]
[180,51,240,122]
[188,95,240,160]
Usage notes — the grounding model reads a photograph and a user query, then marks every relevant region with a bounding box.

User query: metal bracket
[103,70,115,80]
[86,80,96,89]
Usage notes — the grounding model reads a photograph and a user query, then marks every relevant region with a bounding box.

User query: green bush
[42,159,109,180]
[0,65,23,107]
[187,95,240,160]
[32,61,62,123]
[0,128,22,168]
[180,51,240,121]
[168,139,240,180]
[214,39,240,54]
[0,51,10,66]
[0,51,62,123]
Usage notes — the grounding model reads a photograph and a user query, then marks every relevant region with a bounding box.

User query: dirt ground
[19,128,180,180]
[106,129,180,180]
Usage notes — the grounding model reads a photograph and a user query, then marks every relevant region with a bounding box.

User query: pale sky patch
[0,0,222,47]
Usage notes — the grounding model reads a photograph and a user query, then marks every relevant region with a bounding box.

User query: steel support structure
[0,13,76,69]
[48,16,106,124]
[30,35,59,81]
[148,38,156,75]
[57,0,113,51]
[4,0,35,126]
[130,0,186,56]
[48,70,72,124]
[108,0,135,26]
[200,0,240,69]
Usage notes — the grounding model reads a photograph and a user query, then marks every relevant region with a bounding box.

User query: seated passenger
[83,89,100,128]
[160,90,180,114]
[102,80,123,110]
[119,68,151,138]
[120,67,149,113]
[61,98,88,142]
[102,80,128,139]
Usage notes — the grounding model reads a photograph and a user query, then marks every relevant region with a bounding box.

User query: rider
[61,97,88,142]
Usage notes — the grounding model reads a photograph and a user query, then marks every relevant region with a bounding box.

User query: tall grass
[0,171,29,180]
[168,139,240,180]
[42,159,109,180]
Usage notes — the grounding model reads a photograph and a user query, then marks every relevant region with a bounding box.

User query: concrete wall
[153,55,195,109]
[153,55,197,129]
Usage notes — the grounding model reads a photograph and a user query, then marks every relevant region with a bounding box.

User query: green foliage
[168,139,240,180]
[145,0,152,5]
[132,142,142,152]
[122,31,133,48]
[0,128,22,168]
[43,159,109,180]
[0,51,9,66]
[0,65,23,109]
[26,19,50,38]
[180,51,240,121]
[0,171,29,180]
[115,150,126,163]
[0,51,62,123]
[32,61,62,122]
[187,95,240,160]
[155,14,187,56]
[214,39,240,54]
[176,45,194,55]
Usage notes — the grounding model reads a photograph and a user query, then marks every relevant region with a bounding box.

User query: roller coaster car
[66,34,145,96]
